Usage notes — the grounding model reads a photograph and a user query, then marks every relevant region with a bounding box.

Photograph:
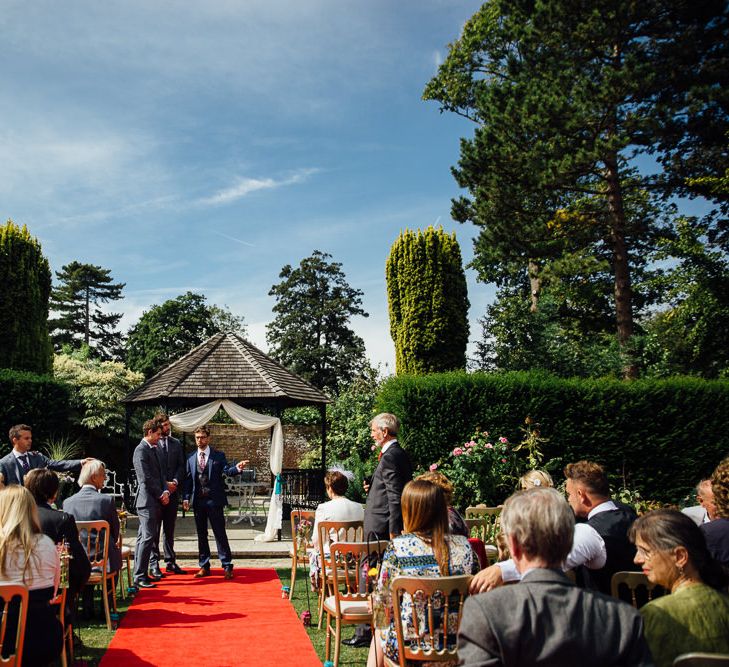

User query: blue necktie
[20,455,30,472]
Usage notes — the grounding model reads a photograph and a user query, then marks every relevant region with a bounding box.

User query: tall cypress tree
[0,220,53,374]
[386,227,470,374]
[50,261,125,360]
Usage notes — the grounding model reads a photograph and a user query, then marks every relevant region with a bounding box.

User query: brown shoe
[224,567,234,580]
[194,567,211,578]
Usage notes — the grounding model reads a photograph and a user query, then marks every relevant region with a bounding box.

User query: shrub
[375,371,729,503]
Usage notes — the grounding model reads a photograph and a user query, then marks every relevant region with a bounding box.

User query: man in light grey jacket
[458,487,654,667]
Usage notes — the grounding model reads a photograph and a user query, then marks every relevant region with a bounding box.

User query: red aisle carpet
[99,568,322,667]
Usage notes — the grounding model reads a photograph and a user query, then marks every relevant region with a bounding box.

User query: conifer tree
[386,227,469,374]
[50,261,125,360]
[0,220,53,374]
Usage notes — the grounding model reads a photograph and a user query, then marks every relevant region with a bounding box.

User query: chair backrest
[76,519,111,571]
[0,583,28,667]
[464,507,501,545]
[610,571,664,608]
[317,520,364,563]
[673,653,729,666]
[327,541,375,616]
[390,574,472,666]
[290,509,316,559]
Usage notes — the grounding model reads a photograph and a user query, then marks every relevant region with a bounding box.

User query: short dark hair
[9,424,32,442]
[564,460,610,498]
[24,468,59,504]
[143,419,160,436]
[324,471,348,496]
[154,412,169,423]
[194,426,211,437]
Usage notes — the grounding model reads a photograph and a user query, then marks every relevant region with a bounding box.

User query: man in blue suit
[182,425,248,580]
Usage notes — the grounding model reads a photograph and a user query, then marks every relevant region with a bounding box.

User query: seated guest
[682,479,715,526]
[630,509,729,667]
[702,457,729,568]
[309,469,364,587]
[63,459,122,574]
[0,485,63,667]
[470,468,606,592]
[366,480,477,667]
[24,468,91,623]
[416,470,469,537]
[459,487,653,666]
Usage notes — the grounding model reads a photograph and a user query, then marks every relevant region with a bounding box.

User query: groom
[182,425,248,580]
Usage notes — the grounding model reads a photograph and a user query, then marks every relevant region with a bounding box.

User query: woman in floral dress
[367,479,477,667]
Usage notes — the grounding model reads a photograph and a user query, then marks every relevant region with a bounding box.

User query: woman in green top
[630,509,729,667]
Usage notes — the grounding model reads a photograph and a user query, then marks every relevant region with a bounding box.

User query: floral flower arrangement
[295,518,313,557]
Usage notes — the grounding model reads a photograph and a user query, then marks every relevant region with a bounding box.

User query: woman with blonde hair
[366,479,477,667]
[0,485,63,666]
[519,469,553,489]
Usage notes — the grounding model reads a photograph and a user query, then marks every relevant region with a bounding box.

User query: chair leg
[110,574,118,614]
[101,580,112,630]
[317,579,327,629]
[333,617,342,667]
[290,558,297,599]
[324,612,332,662]
[66,626,74,666]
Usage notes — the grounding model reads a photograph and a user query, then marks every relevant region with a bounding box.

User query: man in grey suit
[458,487,654,666]
[63,459,122,573]
[0,424,91,486]
[132,419,170,589]
[149,414,186,576]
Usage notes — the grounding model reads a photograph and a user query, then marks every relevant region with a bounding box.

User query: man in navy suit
[0,424,91,486]
[182,425,248,580]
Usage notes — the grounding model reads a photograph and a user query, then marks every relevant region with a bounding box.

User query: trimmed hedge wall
[0,369,70,452]
[375,371,729,503]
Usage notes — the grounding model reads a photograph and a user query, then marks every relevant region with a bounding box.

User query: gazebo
[121,331,331,540]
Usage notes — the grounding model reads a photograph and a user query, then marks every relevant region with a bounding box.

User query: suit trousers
[134,504,162,582]
[193,498,232,568]
[150,494,179,567]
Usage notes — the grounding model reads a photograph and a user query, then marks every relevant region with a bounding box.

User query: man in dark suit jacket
[62,459,122,574]
[132,419,170,588]
[24,468,92,623]
[149,414,186,576]
[347,412,413,647]
[458,487,654,666]
[0,424,91,486]
[182,425,248,580]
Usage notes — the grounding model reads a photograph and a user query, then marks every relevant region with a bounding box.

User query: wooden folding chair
[289,509,316,600]
[0,583,28,667]
[673,654,729,666]
[610,571,664,608]
[50,587,74,667]
[385,574,472,667]
[76,519,117,630]
[316,519,364,629]
[323,541,385,667]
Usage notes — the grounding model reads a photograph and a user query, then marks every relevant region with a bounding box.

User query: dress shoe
[149,567,165,578]
[224,567,234,580]
[135,578,156,589]
[342,634,371,648]
[194,567,211,578]
[166,563,186,574]
[147,572,163,582]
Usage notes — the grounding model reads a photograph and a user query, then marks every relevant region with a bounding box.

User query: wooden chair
[673,654,729,666]
[316,519,364,628]
[610,571,664,608]
[0,584,28,667]
[76,519,117,630]
[385,574,472,667]
[50,587,74,667]
[323,540,383,667]
[289,509,316,600]
[116,530,133,599]
[464,507,502,546]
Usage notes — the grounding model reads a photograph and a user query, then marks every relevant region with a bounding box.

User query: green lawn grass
[275,566,369,667]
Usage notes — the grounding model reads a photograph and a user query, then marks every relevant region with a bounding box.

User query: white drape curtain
[168,399,283,542]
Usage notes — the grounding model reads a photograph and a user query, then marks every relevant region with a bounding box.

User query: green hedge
[375,371,729,503]
[0,369,70,453]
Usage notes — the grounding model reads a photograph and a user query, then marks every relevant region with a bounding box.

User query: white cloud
[198,168,319,206]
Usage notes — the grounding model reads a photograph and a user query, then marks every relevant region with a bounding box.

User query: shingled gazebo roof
[122,332,330,408]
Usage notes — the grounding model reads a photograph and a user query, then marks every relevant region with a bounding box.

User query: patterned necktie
[161,437,167,451]
[198,451,206,473]
[19,455,30,472]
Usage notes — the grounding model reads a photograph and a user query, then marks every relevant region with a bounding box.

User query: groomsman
[149,414,186,576]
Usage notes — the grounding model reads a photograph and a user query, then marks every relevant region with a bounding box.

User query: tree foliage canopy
[50,261,125,360]
[0,220,53,374]
[125,292,247,378]
[266,250,369,391]
[386,227,470,374]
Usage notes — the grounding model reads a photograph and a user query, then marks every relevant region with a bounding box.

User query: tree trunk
[604,151,636,379]
[527,260,541,312]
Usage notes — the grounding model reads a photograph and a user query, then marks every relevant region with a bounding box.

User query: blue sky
[1,0,491,371]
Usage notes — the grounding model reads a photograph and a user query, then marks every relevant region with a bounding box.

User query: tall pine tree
[0,220,53,374]
[50,262,125,360]
[386,227,469,374]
